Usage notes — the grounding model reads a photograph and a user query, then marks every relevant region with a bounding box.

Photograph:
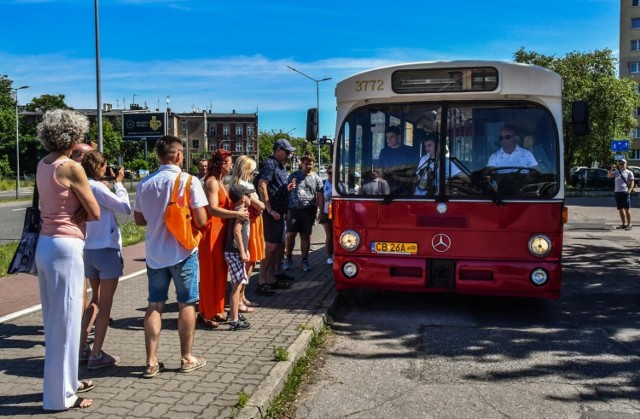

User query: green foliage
[258,129,332,168]
[0,155,14,178]
[514,47,639,174]
[88,118,122,163]
[235,391,249,408]
[120,221,146,248]
[272,345,289,362]
[25,94,69,112]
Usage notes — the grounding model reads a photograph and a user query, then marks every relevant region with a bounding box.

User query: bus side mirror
[572,101,589,136]
[306,108,318,142]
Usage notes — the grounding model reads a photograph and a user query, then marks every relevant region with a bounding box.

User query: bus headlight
[340,230,360,251]
[530,268,548,286]
[528,235,551,257]
[343,262,358,278]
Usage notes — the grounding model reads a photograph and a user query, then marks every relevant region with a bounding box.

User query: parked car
[570,168,614,190]
[628,166,640,188]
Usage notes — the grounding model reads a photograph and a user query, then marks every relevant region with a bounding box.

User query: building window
[222,141,230,151]
[223,125,230,136]
[247,126,254,136]
[235,142,243,152]
[631,149,640,160]
[633,40,640,51]
[631,62,640,74]
[633,18,640,29]
[209,143,216,151]
[192,140,200,149]
[247,141,254,152]
[209,125,216,136]
[632,127,640,138]
[635,0,639,6]
[236,126,243,136]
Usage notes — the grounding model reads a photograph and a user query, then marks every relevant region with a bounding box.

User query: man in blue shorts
[134,135,209,378]
[608,159,635,231]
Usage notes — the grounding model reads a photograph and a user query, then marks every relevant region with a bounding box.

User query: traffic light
[306,108,318,142]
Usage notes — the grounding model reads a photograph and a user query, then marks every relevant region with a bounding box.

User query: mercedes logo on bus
[432,234,452,252]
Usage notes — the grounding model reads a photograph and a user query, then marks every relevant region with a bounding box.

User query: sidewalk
[0,224,335,418]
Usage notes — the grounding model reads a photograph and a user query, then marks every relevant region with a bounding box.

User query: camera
[101,164,121,181]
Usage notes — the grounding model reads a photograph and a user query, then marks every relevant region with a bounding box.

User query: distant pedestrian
[283,155,324,272]
[320,165,334,265]
[196,159,208,182]
[230,155,264,312]
[256,139,296,295]
[134,135,208,378]
[224,184,253,331]
[608,159,635,230]
[35,109,100,411]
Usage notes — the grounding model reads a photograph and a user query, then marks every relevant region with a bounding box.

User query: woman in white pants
[35,110,100,411]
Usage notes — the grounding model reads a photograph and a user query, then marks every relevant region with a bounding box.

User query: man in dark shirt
[377,126,418,193]
[256,139,296,295]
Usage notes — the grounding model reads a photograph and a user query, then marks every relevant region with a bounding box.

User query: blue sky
[0,0,619,138]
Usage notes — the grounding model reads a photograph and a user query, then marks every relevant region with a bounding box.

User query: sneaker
[180,356,206,373]
[627,225,633,231]
[79,346,91,363]
[87,351,120,370]
[283,255,293,271]
[326,257,334,265]
[270,279,292,289]
[616,224,627,229]
[256,283,276,296]
[302,259,311,272]
[229,320,251,331]
[275,272,295,282]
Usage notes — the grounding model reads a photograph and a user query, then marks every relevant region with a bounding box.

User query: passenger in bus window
[415,132,469,195]
[360,169,390,195]
[487,125,539,171]
[377,125,419,192]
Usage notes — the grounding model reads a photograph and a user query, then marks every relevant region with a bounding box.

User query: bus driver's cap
[619,159,627,163]
[274,138,296,152]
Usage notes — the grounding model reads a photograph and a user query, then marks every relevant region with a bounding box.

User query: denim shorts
[147,251,199,304]
[84,248,124,280]
[615,192,631,210]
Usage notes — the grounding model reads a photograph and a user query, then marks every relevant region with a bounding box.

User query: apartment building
[620,0,640,163]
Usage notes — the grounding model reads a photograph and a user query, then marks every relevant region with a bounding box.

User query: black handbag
[8,182,40,275]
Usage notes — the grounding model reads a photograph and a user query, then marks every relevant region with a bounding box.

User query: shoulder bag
[8,181,40,275]
[164,173,202,249]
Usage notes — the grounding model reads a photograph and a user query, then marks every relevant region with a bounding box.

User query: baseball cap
[274,138,296,152]
[228,184,252,202]
[619,159,627,164]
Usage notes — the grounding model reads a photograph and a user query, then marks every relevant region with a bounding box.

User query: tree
[25,94,70,112]
[514,47,639,174]
[88,117,121,163]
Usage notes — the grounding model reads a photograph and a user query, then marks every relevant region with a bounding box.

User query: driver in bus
[487,124,539,172]
[377,125,419,192]
[415,132,469,195]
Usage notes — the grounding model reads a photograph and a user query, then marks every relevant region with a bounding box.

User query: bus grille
[416,215,469,228]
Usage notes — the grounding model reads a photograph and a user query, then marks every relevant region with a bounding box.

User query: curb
[237,284,336,419]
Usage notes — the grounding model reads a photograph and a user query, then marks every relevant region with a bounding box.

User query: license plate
[371,241,418,255]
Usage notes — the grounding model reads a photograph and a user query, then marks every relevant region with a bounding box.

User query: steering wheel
[486,166,540,176]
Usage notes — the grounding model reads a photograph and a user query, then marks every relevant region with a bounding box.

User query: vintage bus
[326,61,586,299]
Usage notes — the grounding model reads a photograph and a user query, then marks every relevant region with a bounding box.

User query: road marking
[0,268,147,324]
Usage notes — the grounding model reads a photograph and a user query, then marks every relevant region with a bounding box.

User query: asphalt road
[295,197,640,419]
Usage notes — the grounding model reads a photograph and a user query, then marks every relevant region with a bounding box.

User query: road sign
[611,140,630,152]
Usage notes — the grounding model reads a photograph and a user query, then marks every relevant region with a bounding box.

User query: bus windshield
[336,102,559,200]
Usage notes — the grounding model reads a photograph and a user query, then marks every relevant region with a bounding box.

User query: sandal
[142,362,165,379]
[243,299,259,307]
[212,313,228,323]
[180,356,206,373]
[69,397,92,410]
[201,318,219,329]
[239,304,256,313]
[76,380,95,394]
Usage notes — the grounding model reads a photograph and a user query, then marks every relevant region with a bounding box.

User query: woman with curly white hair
[35,109,100,411]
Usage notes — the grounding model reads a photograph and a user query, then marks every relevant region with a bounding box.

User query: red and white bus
[326,61,586,299]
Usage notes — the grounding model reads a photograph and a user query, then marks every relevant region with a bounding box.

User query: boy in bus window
[377,125,418,192]
[487,124,539,171]
[415,132,469,195]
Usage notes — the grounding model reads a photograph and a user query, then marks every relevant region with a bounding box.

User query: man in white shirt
[134,135,208,378]
[487,125,539,171]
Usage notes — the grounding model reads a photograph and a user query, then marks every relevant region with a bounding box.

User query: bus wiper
[451,158,504,206]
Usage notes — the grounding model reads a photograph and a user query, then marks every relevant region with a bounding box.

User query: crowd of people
[32,109,332,411]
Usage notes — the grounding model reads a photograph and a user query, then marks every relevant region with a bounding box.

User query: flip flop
[69,397,92,410]
[142,362,165,379]
[76,380,95,394]
[201,318,219,329]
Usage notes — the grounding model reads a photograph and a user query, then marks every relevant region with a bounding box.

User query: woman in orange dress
[230,155,265,311]
[198,150,249,328]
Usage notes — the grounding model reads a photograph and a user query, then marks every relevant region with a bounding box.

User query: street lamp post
[287,66,332,168]
[13,85,29,200]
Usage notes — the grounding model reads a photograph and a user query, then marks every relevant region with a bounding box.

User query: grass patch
[273,345,289,362]
[0,220,145,278]
[264,327,329,418]
[235,391,249,408]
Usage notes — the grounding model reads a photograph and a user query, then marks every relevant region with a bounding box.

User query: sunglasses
[498,135,515,140]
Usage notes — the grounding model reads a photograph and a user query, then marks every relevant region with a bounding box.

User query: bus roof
[336,60,562,103]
